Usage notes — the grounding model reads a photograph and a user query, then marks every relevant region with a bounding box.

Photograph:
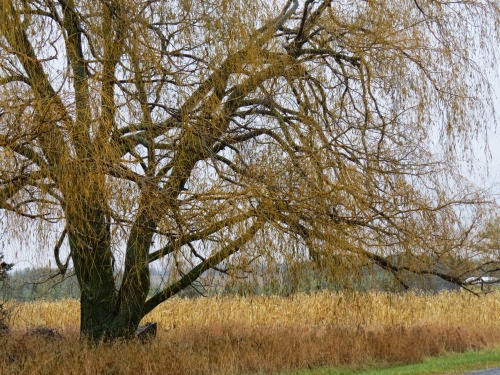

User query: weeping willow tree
[0,0,499,339]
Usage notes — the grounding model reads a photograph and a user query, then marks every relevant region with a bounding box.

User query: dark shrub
[0,253,13,334]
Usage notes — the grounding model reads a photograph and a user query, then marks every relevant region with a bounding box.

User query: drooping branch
[148,212,257,263]
[0,138,49,175]
[272,203,472,290]
[357,248,475,292]
[0,171,47,210]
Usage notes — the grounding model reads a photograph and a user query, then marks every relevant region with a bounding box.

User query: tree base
[135,322,157,342]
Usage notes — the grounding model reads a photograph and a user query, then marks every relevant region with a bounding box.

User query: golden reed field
[2,291,500,374]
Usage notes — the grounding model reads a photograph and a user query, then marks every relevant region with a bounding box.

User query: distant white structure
[464,276,500,290]
[464,276,498,284]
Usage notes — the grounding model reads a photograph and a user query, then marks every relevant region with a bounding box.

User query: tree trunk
[67,195,154,340]
[67,201,120,340]
[112,210,155,337]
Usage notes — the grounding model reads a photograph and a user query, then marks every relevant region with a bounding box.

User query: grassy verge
[290,347,500,375]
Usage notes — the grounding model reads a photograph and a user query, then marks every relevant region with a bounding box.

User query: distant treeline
[1,256,498,301]
[1,268,80,301]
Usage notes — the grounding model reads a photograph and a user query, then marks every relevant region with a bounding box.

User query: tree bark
[67,186,156,340]
[67,199,118,340]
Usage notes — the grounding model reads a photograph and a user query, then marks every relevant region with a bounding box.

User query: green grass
[288,347,500,375]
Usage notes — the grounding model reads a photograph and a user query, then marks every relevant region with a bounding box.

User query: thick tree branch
[59,0,91,158]
[143,219,264,315]
[0,74,30,86]
[0,1,70,171]
[54,227,69,276]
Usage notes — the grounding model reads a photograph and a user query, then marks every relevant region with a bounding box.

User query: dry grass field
[1,291,500,374]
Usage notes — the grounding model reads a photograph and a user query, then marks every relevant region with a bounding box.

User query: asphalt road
[466,368,500,375]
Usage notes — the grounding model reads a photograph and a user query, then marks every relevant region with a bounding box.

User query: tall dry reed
[2,291,499,374]
[7,291,499,331]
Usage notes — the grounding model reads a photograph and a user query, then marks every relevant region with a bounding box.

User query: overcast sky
[472,74,500,200]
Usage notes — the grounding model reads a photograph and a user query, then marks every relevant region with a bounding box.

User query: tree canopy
[0,0,499,339]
